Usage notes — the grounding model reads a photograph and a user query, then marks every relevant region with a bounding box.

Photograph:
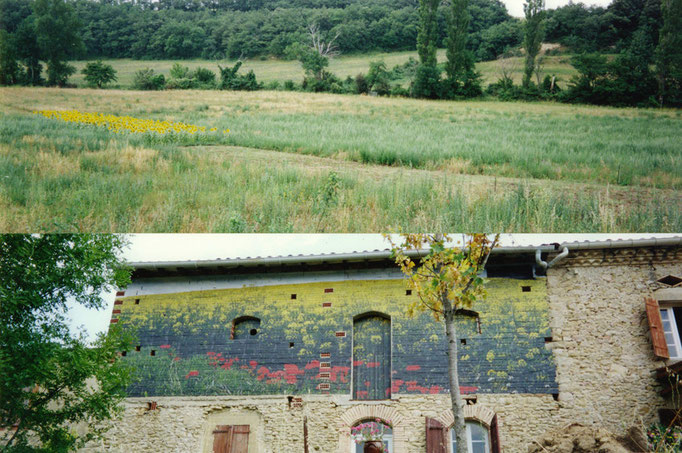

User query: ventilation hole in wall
[287,396,294,407]
[250,329,258,336]
[465,396,477,405]
[135,299,140,305]
[335,331,346,337]
[522,286,531,292]
[320,352,331,358]
[324,288,333,293]
[291,294,297,300]
[319,372,331,379]
[289,342,295,348]
[320,362,331,368]
[406,289,412,296]
[114,300,123,305]
[544,337,553,343]
[322,302,332,308]
[150,350,156,356]
[318,383,330,391]
[658,275,682,286]
[552,393,559,401]
[135,345,141,352]
[146,401,157,411]
[121,351,127,357]
[460,339,467,345]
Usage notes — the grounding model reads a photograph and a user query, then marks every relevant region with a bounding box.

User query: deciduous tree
[81,60,118,88]
[0,234,134,452]
[523,0,545,88]
[386,234,499,453]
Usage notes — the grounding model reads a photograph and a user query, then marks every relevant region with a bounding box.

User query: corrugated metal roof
[129,237,682,270]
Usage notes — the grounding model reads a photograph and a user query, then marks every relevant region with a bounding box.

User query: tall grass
[0,113,679,232]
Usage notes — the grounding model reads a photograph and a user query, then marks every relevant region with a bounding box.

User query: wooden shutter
[646,297,670,359]
[425,417,447,453]
[213,425,250,453]
[490,414,501,453]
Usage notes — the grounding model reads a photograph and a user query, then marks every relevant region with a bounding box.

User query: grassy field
[1,87,680,232]
[70,51,578,88]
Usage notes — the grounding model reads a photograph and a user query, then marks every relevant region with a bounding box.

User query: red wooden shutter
[425,417,447,453]
[646,297,670,359]
[490,414,501,453]
[213,425,250,453]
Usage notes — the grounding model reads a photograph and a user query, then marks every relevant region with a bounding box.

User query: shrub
[170,62,190,79]
[355,73,369,94]
[132,68,166,90]
[412,64,441,99]
[283,79,297,91]
[81,60,117,88]
[367,60,391,96]
[265,80,281,90]
[192,67,216,86]
[218,62,262,91]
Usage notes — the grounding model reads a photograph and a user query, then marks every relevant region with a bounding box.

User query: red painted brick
[110,319,118,323]
[322,302,332,308]
[320,352,331,358]
[114,300,123,305]
[324,288,333,293]
[335,331,346,337]
[116,291,125,296]
[112,309,121,314]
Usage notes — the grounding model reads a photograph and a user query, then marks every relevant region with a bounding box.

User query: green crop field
[69,51,579,88]
[1,86,680,232]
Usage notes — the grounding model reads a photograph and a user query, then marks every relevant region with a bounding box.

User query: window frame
[660,306,682,360]
[349,420,394,453]
[449,421,491,453]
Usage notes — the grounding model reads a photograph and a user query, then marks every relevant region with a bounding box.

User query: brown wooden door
[213,425,250,453]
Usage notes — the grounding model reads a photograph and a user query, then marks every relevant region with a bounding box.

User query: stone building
[93,238,682,453]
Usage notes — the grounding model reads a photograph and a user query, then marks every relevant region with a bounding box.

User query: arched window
[450,422,490,453]
[350,419,393,453]
[232,316,260,340]
[352,313,391,400]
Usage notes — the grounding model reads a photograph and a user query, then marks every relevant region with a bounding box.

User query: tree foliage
[522,0,545,88]
[0,234,135,452]
[81,60,117,88]
[32,0,83,86]
[386,233,499,453]
[656,0,682,106]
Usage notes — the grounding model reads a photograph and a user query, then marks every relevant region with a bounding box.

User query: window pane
[470,423,486,441]
[472,442,487,453]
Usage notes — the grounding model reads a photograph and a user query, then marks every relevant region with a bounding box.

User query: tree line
[0,0,680,106]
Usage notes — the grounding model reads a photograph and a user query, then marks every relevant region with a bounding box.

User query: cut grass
[68,51,579,88]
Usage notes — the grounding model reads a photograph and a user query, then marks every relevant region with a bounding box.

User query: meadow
[1,87,680,232]
[69,51,578,88]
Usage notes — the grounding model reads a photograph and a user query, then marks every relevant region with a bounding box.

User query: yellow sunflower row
[33,110,229,135]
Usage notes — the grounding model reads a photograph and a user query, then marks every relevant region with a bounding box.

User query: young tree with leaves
[522,0,545,88]
[0,234,135,452]
[82,60,117,88]
[387,234,499,453]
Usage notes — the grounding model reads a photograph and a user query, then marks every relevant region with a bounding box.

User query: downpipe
[535,246,569,273]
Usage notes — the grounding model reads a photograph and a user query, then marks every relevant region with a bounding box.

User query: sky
[502,0,611,17]
[66,233,678,342]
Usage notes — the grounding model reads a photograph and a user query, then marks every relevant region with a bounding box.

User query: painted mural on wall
[115,278,557,397]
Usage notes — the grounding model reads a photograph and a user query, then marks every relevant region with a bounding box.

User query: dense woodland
[0,0,680,106]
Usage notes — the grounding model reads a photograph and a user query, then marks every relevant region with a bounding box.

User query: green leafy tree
[367,60,391,96]
[387,234,499,453]
[0,30,20,85]
[14,17,43,86]
[81,60,117,88]
[32,0,84,86]
[414,0,440,98]
[656,0,682,106]
[0,234,135,452]
[522,0,545,88]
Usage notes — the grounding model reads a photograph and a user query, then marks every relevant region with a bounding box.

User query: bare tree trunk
[445,308,469,453]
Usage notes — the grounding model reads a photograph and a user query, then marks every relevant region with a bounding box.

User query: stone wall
[81,246,682,453]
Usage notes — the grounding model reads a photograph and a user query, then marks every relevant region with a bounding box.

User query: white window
[660,307,682,359]
[350,420,393,453]
[450,421,490,453]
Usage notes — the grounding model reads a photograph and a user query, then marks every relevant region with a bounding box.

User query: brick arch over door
[337,405,406,453]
